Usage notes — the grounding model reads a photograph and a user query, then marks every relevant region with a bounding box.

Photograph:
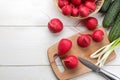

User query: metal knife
[78,57,120,80]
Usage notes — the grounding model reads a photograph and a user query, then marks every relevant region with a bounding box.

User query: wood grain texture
[48,27,116,80]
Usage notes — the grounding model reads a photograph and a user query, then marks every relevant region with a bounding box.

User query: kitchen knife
[78,57,120,80]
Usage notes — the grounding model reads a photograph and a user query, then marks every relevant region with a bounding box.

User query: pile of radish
[47,6,104,69]
[58,0,97,17]
[47,16,103,69]
[56,29,104,69]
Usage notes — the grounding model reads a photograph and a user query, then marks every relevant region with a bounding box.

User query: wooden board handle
[48,50,64,79]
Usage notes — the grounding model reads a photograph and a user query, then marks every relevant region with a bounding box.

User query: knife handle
[98,69,120,80]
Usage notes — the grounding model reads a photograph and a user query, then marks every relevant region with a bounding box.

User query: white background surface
[0,0,120,80]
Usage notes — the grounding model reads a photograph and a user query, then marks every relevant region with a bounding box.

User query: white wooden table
[0,0,120,80]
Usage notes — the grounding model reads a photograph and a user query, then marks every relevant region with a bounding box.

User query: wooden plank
[0,27,75,65]
[0,27,119,66]
[0,66,119,80]
[0,66,57,80]
[0,0,77,25]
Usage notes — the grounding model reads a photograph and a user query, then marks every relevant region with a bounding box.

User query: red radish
[84,1,96,11]
[62,5,72,16]
[63,55,78,69]
[58,39,72,56]
[48,18,63,33]
[83,17,98,30]
[71,8,79,17]
[86,0,97,2]
[69,3,74,7]
[77,34,91,47]
[92,29,104,42]
[79,5,90,17]
[58,0,69,8]
[71,0,82,6]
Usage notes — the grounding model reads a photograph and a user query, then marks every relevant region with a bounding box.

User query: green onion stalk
[90,37,120,67]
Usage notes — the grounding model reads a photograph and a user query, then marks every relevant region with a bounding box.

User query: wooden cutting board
[47,27,116,80]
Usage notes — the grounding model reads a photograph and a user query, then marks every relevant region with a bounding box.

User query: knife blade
[78,57,120,80]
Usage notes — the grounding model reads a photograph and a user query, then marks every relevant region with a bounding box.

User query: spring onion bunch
[90,37,120,67]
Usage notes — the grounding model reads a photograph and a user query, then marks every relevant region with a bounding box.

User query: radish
[71,0,82,6]
[69,3,74,8]
[92,29,104,42]
[83,17,98,30]
[63,55,78,69]
[79,5,90,17]
[48,18,63,33]
[86,0,97,2]
[84,1,96,11]
[71,7,79,17]
[58,0,69,8]
[62,5,72,16]
[77,34,91,47]
[58,39,72,56]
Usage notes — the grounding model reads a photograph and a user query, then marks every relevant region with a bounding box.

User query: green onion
[90,37,120,67]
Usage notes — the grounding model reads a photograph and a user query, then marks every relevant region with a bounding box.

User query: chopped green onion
[90,37,120,67]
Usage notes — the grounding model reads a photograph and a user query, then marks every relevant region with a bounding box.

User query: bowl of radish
[55,0,104,19]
